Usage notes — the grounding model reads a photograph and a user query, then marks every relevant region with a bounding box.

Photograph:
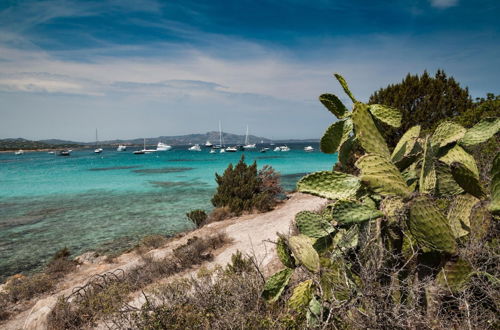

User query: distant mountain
[1,133,319,151]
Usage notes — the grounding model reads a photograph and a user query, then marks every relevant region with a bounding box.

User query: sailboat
[243,125,256,149]
[94,129,103,153]
[211,121,227,153]
[134,138,156,154]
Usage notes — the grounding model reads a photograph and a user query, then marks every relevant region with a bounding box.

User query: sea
[0,143,336,281]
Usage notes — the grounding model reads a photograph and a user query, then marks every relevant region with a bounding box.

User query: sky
[0,0,499,141]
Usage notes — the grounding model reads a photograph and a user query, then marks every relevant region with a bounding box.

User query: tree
[369,70,473,147]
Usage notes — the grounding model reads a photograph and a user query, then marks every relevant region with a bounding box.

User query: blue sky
[0,0,498,141]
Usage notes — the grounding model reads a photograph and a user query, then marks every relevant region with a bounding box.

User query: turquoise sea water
[0,143,336,281]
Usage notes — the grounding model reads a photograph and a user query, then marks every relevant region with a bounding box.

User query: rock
[23,296,58,329]
[74,251,106,265]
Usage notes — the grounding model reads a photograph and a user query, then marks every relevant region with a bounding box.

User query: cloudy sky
[0,0,498,141]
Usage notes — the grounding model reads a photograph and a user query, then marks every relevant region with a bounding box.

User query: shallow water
[0,143,336,280]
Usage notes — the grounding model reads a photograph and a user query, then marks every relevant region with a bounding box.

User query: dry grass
[48,233,230,329]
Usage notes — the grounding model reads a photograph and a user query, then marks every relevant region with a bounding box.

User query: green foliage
[288,235,320,273]
[186,209,207,227]
[319,93,348,118]
[295,211,335,238]
[262,268,293,303]
[451,162,486,199]
[320,119,352,154]
[453,93,500,128]
[297,171,360,200]
[211,155,279,215]
[490,152,500,214]
[368,70,473,147]
[330,200,383,224]
[352,103,391,158]
[288,280,314,311]
[459,117,500,146]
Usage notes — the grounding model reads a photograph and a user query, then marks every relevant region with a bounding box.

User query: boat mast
[219,121,224,147]
[245,125,249,145]
[95,128,98,148]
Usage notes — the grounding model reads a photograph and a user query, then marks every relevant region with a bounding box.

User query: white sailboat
[188,144,201,151]
[243,125,256,149]
[94,129,103,153]
[134,138,156,154]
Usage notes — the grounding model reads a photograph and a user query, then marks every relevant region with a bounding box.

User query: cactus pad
[439,144,479,179]
[331,200,383,224]
[276,235,296,268]
[430,121,466,148]
[435,161,464,197]
[490,152,500,214]
[451,162,486,199]
[419,136,437,194]
[459,117,500,146]
[470,204,492,240]
[320,119,352,154]
[295,211,335,238]
[368,104,402,128]
[262,268,294,302]
[338,135,356,166]
[319,93,348,119]
[447,194,479,238]
[436,258,473,293]
[408,196,456,253]
[352,103,391,158]
[391,125,421,163]
[288,235,321,273]
[381,197,406,224]
[331,226,359,256]
[356,154,411,197]
[334,73,357,103]
[288,279,314,310]
[297,171,360,200]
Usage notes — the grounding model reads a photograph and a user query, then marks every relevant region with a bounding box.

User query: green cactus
[288,235,321,273]
[295,211,335,238]
[331,226,359,257]
[391,125,421,163]
[439,144,479,178]
[276,235,296,268]
[338,135,356,166]
[435,161,464,196]
[334,73,357,103]
[450,162,486,199]
[436,258,473,293]
[408,196,457,253]
[447,194,479,238]
[320,119,352,154]
[297,171,360,200]
[470,204,492,240]
[459,117,500,146]
[319,93,348,119]
[381,197,405,224]
[430,121,466,148]
[490,152,500,214]
[262,268,294,303]
[331,200,383,224]
[288,279,314,310]
[352,103,391,158]
[306,296,322,326]
[356,154,411,197]
[368,104,402,128]
[419,137,437,194]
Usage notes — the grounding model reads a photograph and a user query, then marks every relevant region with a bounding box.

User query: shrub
[207,206,233,222]
[186,209,208,227]
[211,155,281,215]
[135,234,169,254]
[45,247,77,276]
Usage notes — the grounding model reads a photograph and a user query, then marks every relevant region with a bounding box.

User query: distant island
[0,132,319,151]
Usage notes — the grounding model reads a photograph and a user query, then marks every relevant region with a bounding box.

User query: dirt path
[2,193,326,330]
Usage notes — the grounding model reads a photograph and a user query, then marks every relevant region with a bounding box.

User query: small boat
[225,146,238,152]
[204,140,213,148]
[134,138,156,154]
[220,148,225,153]
[209,148,216,154]
[14,149,24,155]
[260,147,269,153]
[94,129,103,154]
[188,144,201,151]
[48,151,55,154]
[117,145,127,151]
[273,146,281,152]
[280,146,290,152]
[58,150,71,156]
[133,150,145,155]
[304,146,314,152]
[243,126,256,149]
[156,142,172,151]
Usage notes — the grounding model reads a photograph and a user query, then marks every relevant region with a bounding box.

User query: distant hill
[1,133,319,151]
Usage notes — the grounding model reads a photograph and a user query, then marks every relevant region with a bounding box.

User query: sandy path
[2,193,326,330]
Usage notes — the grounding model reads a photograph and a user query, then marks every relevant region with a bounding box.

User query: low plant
[186,209,208,227]
[135,234,169,254]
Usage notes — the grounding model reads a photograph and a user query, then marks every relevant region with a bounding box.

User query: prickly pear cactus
[490,152,500,214]
[330,200,383,224]
[319,93,348,118]
[288,235,320,273]
[334,73,357,103]
[368,104,402,128]
[352,103,391,158]
[439,144,479,178]
[459,117,500,146]
[447,194,479,239]
[288,279,314,310]
[295,211,335,238]
[391,125,421,163]
[320,119,352,154]
[276,235,296,268]
[436,258,473,293]
[450,162,486,199]
[297,171,360,200]
[430,121,466,148]
[262,268,294,302]
[408,196,457,253]
[356,154,411,197]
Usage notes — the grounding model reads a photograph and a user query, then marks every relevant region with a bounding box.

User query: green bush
[186,209,208,227]
[211,155,280,215]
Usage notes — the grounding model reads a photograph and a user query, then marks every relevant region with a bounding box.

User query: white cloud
[429,0,458,9]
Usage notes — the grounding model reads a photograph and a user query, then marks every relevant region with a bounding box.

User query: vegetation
[0,138,81,151]
[186,209,208,227]
[48,233,230,329]
[261,74,499,328]
[211,155,283,218]
[368,70,473,147]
